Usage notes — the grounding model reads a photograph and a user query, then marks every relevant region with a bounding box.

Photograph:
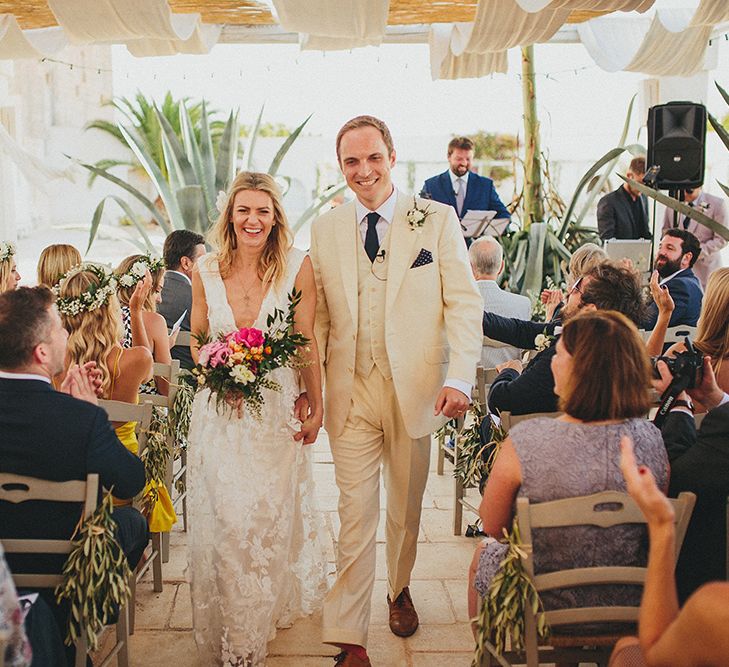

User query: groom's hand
[294,392,310,421]
[435,387,470,419]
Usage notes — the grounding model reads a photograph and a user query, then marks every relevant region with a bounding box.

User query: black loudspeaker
[647,101,706,190]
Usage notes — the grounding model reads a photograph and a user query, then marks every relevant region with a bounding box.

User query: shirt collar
[355,187,399,226]
[449,170,467,189]
[0,369,52,384]
[658,268,685,286]
[165,269,192,286]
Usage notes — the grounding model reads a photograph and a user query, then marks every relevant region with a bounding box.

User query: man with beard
[483,262,646,416]
[421,137,510,243]
[642,228,703,330]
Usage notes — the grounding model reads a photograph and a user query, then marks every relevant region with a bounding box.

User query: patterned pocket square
[410,248,433,268]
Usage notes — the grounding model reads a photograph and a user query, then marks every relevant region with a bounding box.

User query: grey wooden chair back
[0,474,128,667]
[141,360,181,409]
[663,325,698,345]
[499,410,562,432]
[98,399,154,453]
[499,490,696,667]
[172,330,192,349]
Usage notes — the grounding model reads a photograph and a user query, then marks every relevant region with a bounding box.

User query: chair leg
[453,475,464,536]
[181,448,188,532]
[128,573,137,635]
[74,636,88,667]
[115,601,130,667]
[437,432,445,475]
[152,532,163,593]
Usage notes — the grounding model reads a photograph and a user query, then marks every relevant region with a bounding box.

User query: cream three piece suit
[310,190,483,647]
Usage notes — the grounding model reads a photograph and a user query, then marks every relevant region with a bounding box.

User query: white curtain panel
[690,0,729,25]
[47,0,199,43]
[515,0,654,12]
[0,15,67,59]
[273,0,388,49]
[126,23,222,57]
[429,23,507,79]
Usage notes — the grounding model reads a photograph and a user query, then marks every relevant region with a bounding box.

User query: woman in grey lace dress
[468,310,669,624]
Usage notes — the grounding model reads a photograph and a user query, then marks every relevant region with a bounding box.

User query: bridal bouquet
[192,290,308,419]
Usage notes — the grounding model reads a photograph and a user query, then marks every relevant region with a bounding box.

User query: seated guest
[0,542,32,667]
[0,286,146,662]
[641,229,703,330]
[653,354,729,603]
[0,241,21,292]
[58,264,153,457]
[115,254,172,394]
[158,230,205,371]
[469,311,668,628]
[469,236,530,369]
[541,242,607,322]
[610,438,729,666]
[485,262,646,416]
[36,244,81,289]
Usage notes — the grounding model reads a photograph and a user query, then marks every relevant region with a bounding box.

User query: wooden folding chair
[0,473,131,667]
[499,410,563,432]
[662,325,698,346]
[99,399,160,634]
[484,490,696,667]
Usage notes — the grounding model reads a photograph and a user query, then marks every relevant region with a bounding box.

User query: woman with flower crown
[0,241,21,292]
[187,172,328,666]
[116,254,173,394]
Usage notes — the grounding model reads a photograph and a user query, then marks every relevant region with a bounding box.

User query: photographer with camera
[654,353,729,602]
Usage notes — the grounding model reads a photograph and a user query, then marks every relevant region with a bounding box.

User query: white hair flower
[216,190,228,214]
[0,241,16,264]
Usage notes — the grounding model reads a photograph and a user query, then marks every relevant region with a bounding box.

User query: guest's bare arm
[645,271,674,357]
[189,266,209,365]
[479,436,522,537]
[129,272,153,351]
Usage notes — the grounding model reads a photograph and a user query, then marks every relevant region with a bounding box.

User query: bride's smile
[231,189,275,248]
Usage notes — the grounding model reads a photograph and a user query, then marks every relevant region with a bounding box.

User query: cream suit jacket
[309,192,483,440]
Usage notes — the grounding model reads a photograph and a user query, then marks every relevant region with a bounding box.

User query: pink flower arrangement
[228,327,265,349]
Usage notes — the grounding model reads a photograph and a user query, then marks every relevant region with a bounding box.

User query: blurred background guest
[36,244,81,289]
[0,242,21,293]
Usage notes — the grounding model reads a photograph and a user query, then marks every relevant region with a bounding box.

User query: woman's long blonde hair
[37,244,82,287]
[0,261,13,292]
[58,268,123,395]
[695,267,729,375]
[208,172,293,289]
[115,255,165,312]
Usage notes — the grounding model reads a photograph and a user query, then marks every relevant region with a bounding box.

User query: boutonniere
[698,201,710,213]
[406,197,435,232]
[534,329,556,353]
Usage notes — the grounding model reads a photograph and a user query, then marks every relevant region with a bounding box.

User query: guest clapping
[469,311,668,624]
[116,254,172,394]
[0,241,21,292]
[36,243,81,288]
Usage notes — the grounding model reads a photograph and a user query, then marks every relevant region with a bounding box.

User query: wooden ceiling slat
[0,1,620,32]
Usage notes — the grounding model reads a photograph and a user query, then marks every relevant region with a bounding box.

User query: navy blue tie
[364,212,380,263]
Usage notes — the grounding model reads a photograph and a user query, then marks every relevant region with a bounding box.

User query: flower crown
[0,241,16,264]
[116,254,165,288]
[56,263,118,317]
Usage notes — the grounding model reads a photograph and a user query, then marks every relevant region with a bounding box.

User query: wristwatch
[671,398,694,412]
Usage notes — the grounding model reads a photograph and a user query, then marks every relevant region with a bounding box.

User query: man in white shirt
[469,236,531,369]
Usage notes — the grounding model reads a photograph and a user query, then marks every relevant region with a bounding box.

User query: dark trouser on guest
[112,506,149,569]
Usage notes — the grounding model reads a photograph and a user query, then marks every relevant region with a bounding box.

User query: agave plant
[622,81,729,243]
[78,102,346,252]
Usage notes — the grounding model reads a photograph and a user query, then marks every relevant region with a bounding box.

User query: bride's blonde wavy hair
[58,268,123,395]
[208,172,292,289]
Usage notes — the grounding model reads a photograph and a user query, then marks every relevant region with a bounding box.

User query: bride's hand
[294,412,322,445]
[293,392,309,422]
[224,391,244,418]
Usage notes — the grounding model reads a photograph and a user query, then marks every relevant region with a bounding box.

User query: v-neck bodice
[198,248,306,336]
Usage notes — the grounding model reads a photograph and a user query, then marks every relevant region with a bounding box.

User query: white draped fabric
[0,15,66,59]
[273,0,389,49]
[515,0,654,12]
[429,23,507,80]
[126,23,222,57]
[46,0,199,43]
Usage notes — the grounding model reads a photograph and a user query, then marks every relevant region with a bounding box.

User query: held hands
[129,271,153,312]
[434,387,470,419]
[293,393,322,445]
[620,436,675,528]
[650,270,674,316]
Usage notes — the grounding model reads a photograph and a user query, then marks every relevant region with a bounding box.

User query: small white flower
[131,261,147,277]
[119,274,135,287]
[534,333,554,353]
[229,365,255,385]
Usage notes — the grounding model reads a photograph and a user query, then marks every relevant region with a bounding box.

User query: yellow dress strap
[109,346,123,395]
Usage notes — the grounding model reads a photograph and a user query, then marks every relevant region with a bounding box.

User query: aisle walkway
[100,433,478,667]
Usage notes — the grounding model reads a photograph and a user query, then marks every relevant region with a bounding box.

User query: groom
[310,116,482,666]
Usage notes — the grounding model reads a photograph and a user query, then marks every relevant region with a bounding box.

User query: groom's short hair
[336,115,394,162]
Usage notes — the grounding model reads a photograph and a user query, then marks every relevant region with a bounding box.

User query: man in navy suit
[421,137,510,243]
[642,228,703,330]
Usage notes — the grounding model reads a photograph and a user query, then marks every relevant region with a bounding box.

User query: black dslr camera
[653,337,703,426]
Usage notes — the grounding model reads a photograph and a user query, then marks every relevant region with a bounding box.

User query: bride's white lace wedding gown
[187,248,328,666]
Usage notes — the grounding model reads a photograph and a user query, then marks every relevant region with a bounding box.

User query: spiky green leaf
[246,105,265,171]
[521,222,547,297]
[175,185,205,232]
[215,110,239,192]
[268,114,311,177]
[180,102,214,214]
[708,112,729,152]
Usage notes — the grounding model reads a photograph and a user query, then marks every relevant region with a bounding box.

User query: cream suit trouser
[322,366,431,648]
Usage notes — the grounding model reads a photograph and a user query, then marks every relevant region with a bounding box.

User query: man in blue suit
[421,136,510,243]
[642,228,703,330]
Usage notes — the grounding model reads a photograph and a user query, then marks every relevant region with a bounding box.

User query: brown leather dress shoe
[333,651,372,667]
[387,586,419,637]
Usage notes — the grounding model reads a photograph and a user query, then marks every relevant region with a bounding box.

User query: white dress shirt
[449,170,467,198]
[0,370,51,384]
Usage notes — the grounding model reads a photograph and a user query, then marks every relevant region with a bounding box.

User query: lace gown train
[187,249,328,666]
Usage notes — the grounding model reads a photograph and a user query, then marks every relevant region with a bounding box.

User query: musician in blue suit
[421,137,510,242]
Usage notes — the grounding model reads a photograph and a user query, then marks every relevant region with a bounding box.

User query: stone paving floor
[95,432,483,667]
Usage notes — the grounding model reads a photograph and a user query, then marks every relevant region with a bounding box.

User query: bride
[187,172,328,666]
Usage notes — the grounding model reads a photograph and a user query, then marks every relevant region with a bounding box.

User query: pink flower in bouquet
[197,342,214,366]
[232,327,265,349]
[207,341,231,368]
